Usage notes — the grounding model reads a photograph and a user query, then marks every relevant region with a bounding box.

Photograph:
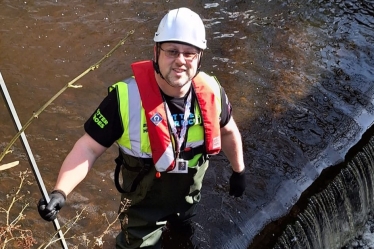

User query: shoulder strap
[192,73,221,154]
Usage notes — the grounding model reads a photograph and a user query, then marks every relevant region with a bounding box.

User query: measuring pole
[0,72,68,249]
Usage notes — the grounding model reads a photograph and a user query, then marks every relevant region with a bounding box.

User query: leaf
[0,161,19,171]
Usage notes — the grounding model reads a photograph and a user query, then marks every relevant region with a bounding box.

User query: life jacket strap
[114,151,154,193]
[179,145,205,160]
[114,155,125,193]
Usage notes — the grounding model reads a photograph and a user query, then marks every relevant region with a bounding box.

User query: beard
[162,69,194,88]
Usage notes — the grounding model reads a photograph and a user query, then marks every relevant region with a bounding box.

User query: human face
[157,42,201,88]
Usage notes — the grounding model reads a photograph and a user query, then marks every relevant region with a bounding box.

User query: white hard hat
[154,8,207,50]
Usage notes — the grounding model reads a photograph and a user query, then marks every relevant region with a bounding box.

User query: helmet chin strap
[153,43,165,80]
[153,43,203,85]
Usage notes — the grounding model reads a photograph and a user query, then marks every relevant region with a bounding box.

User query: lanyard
[164,90,192,158]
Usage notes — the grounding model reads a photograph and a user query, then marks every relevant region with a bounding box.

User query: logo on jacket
[150,113,163,126]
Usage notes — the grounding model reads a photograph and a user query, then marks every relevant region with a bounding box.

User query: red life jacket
[131,60,221,172]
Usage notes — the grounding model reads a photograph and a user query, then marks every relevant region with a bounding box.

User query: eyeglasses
[160,47,200,61]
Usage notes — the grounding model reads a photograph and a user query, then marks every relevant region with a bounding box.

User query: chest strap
[179,145,205,160]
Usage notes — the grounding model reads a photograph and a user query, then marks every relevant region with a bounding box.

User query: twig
[0,170,37,249]
[0,29,135,163]
[4,171,26,226]
[92,199,131,248]
[39,208,87,249]
[9,204,29,227]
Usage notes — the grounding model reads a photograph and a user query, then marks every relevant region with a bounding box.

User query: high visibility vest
[110,60,222,172]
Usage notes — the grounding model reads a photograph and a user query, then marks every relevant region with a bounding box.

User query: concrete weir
[252,126,374,249]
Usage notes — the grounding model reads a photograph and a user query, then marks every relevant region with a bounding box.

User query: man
[38,7,246,248]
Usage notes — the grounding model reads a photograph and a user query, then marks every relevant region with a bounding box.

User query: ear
[198,51,203,68]
[196,51,203,73]
[153,44,157,60]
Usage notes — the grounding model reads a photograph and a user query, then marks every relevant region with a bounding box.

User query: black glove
[38,190,66,221]
[229,170,246,197]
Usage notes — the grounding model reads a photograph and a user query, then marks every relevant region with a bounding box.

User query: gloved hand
[229,170,246,197]
[37,190,66,221]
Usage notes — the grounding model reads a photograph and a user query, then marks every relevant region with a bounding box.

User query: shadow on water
[0,0,374,248]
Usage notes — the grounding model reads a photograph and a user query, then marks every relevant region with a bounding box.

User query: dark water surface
[1,0,373,248]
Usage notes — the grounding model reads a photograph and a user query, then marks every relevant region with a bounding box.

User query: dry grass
[0,170,37,249]
[0,169,131,249]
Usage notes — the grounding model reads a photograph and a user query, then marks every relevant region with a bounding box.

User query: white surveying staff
[0,72,68,249]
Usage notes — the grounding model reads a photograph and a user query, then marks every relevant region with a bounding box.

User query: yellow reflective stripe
[115,77,151,156]
[189,154,203,167]
[140,104,151,153]
[186,140,204,167]
[186,103,204,144]
[113,82,131,149]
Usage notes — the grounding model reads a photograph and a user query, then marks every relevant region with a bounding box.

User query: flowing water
[0,0,373,248]
[273,127,374,249]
